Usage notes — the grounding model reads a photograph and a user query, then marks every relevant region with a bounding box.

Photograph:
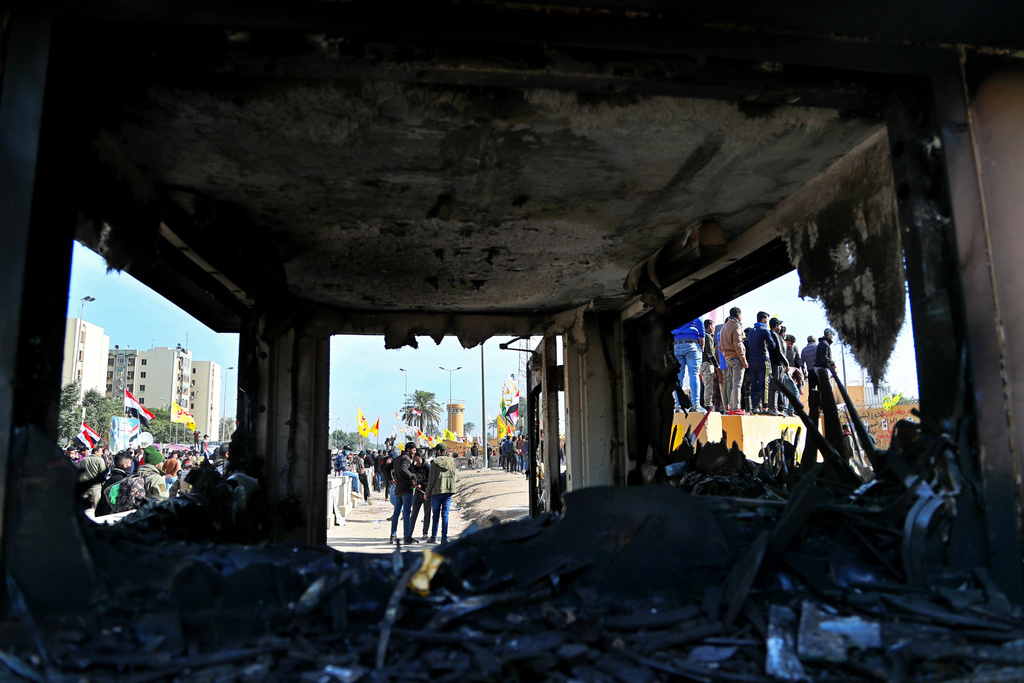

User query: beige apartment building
[189,361,221,439]
[61,318,110,398]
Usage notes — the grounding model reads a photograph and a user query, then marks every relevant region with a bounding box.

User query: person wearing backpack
[425,444,458,544]
[95,453,132,517]
[138,446,169,500]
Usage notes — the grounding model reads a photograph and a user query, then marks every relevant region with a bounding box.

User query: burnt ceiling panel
[105,64,881,315]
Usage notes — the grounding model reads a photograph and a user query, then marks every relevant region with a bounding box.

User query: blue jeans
[430,493,453,541]
[674,341,701,407]
[391,492,413,538]
[749,358,770,411]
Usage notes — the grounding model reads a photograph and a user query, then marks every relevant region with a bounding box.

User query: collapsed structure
[3,0,1024,675]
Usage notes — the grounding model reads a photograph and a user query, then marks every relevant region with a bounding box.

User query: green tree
[218,417,234,441]
[145,407,172,444]
[464,421,476,438]
[401,390,442,435]
[58,380,83,445]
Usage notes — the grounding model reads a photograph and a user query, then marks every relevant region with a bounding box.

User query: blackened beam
[65,0,991,77]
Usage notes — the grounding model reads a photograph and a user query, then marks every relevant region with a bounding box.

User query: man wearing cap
[139,446,169,499]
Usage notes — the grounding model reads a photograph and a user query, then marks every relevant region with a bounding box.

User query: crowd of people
[672,307,838,416]
[68,441,230,516]
[496,434,529,474]
[329,442,459,545]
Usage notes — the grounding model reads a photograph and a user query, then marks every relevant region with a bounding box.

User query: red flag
[77,422,101,448]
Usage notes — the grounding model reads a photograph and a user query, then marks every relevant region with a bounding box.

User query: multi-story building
[61,318,110,398]
[190,361,221,439]
[106,346,141,398]
[108,345,194,412]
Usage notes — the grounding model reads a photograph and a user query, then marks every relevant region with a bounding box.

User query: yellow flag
[369,418,380,438]
[171,401,196,430]
[357,407,370,437]
[496,414,507,439]
[443,428,458,442]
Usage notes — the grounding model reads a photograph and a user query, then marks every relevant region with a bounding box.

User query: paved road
[326,467,528,554]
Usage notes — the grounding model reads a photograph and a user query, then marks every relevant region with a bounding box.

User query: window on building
[139,398,145,405]
[139,384,145,391]
[140,372,146,378]
[191,380,196,386]
[128,357,135,365]
[116,356,125,366]
[106,384,112,393]
[193,368,197,374]
[78,351,84,362]
[141,359,147,366]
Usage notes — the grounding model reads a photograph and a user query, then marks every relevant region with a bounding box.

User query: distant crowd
[68,438,229,517]
[330,442,461,545]
[672,307,838,416]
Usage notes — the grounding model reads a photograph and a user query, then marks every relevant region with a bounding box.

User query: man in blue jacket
[670,316,705,413]
[746,311,777,414]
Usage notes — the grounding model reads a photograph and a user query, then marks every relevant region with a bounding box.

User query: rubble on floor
[2,376,1018,681]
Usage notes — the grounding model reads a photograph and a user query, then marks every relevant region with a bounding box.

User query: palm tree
[401,390,443,434]
[487,417,498,438]
[464,421,476,438]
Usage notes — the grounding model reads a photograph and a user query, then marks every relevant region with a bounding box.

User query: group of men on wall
[672,307,837,415]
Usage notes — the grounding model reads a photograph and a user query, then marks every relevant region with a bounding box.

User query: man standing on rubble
[720,307,747,413]
[766,317,789,416]
[746,312,777,415]
[700,319,717,411]
[815,328,837,387]
[670,316,705,412]
[801,335,819,392]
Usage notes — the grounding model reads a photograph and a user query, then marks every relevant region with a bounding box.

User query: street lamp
[399,367,408,406]
[72,296,95,390]
[221,366,234,440]
[439,366,462,432]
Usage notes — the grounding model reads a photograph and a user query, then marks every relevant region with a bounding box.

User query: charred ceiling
[59,6,910,345]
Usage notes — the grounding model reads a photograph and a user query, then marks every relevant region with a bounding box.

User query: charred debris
[0,371,1017,681]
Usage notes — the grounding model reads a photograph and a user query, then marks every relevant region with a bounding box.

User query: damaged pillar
[1,11,94,613]
[563,313,621,490]
[240,319,330,545]
[928,60,1024,601]
[540,336,562,513]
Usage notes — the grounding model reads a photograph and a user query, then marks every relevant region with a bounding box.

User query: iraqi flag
[124,389,154,425]
[77,422,101,448]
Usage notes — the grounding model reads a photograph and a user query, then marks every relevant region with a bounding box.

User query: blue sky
[68,242,918,436]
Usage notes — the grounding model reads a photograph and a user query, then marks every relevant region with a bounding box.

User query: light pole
[72,296,95,390]
[221,366,234,440]
[439,366,462,432]
[399,367,408,405]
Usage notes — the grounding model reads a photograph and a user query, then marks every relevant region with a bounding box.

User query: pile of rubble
[2,375,1022,681]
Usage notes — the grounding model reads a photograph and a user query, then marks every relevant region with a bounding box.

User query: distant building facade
[190,361,221,439]
[61,318,110,398]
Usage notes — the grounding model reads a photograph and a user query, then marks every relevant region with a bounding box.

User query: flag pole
[480,343,487,468]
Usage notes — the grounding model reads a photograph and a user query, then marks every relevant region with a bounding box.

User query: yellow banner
[357,407,370,438]
[171,401,197,431]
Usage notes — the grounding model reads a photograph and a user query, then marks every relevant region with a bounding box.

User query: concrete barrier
[670,412,811,460]
[327,476,352,527]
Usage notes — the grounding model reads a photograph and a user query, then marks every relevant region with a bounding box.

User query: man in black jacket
[407,450,432,541]
[389,443,419,544]
[95,452,132,517]
[815,328,837,389]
